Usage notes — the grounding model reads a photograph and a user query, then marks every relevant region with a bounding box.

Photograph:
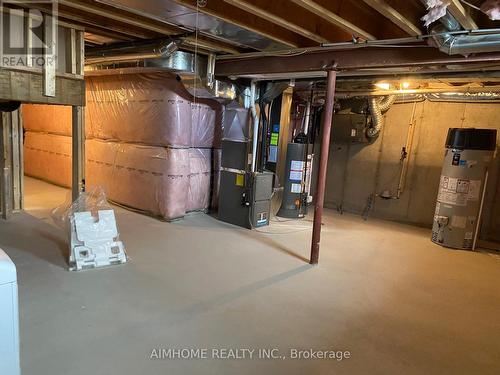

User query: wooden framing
[72,106,85,201]
[0,69,85,106]
[362,0,422,36]
[0,110,23,219]
[0,7,86,214]
[447,0,478,30]
[291,0,375,40]
[223,0,330,43]
[172,0,303,48]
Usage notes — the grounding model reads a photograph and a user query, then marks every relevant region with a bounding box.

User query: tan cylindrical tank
[432,128,497,250]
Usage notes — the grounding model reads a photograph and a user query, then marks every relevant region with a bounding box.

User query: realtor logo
[0,0,58,69]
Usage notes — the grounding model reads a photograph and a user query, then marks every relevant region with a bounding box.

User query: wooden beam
[0,68,85,106]
[290,0,375,40]
[58,0,241,54]
[447,0,478,30]
[58,0,180,35]
[223,0,329,43]
[173,0,301,48]
[72,106,85,201]
[362,0,422,36]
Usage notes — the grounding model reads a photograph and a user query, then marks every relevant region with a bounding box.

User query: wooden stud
[447,0,478,30]
[362,0,422,36]
[72,106,85,201]
[223,0,330,43]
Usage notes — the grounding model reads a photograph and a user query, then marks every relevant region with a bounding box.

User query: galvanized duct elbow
[427,8,500,55]
[367,95,396,138]
[431,25,500,55]
[86,42,236,101]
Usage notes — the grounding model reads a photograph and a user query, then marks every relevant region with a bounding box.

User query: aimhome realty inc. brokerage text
[150,348,351,361]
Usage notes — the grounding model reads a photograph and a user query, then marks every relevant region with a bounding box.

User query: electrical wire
[458,0,483,12]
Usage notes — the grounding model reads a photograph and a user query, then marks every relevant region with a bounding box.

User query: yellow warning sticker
[236,174,245,187]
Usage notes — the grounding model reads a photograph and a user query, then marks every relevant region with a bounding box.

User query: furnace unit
[432,128,497,250]
[218,140,273,229]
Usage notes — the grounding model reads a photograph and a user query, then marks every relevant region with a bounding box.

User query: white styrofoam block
[70,210,127,271]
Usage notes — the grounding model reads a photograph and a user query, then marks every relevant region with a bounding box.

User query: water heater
[432,128,497,250]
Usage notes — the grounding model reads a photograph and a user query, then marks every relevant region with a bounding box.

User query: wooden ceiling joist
[447,0,478,30]
[222,0,330,44]
[57,0,241,54]
[362,0,422,36]
[290,0,376,40]
[173,0,302,48]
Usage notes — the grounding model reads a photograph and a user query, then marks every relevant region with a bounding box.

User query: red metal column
[310,70,337,265]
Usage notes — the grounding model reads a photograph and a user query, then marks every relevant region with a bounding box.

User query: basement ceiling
[41,0,499,54]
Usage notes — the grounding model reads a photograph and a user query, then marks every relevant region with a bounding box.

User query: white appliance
[0,248,20,375]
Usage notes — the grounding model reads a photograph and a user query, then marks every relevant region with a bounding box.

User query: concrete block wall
[324,100,500,242]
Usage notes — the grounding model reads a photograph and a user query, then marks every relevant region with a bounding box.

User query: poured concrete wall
[324,100,500,242]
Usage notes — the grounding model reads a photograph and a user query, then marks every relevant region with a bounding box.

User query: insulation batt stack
[23,105,72,136]
[24,132,72,188]
[22,72,222,221]
[86,140,190,220]
[86,74,192,147]
[22,104,73,188]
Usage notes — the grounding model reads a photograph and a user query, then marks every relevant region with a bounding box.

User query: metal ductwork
[431,26,500,55]
[367,95,396,138]
[428,9,500,55]
[85,38,181,65]
[85,42,236,101]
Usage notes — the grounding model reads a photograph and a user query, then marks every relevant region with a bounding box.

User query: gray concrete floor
[1,177,499,375]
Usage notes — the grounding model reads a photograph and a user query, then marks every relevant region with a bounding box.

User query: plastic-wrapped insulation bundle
[22,105,72,136]
[22,73,224,220]
[191,102,220,148]
[86,139,190,221]
[85,73,193,147]
[187,148,212,212]
[24,132,72,188]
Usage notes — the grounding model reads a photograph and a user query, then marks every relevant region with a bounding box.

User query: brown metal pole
[310,70,337,265]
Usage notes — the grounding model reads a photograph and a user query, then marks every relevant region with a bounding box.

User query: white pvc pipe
[303,101,311,135]
[250,81,259,172]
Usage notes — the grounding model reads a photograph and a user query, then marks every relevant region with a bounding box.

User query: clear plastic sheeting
[187,148,212,213]
[24,131,72,188]
[22,104,72,136]
[86,139,191,221]
[191,102,221,148]
[52,186,127,271]
[52,186,111,230]
[86,73,193,147]
[22,73,223,220]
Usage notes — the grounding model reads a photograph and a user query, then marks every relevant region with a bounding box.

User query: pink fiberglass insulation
[22,104,73,136]
[187,148,212,212]
[85,73,193,147]
[191,103,215,148]
[86,139,190,221]
[24,131,72,188]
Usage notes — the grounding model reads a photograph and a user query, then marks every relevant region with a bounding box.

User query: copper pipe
[310,70,336,265]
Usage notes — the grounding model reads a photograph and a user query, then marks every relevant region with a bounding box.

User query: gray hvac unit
[432,128,497,250]
[218,140,273,229]
[331,113,371,144]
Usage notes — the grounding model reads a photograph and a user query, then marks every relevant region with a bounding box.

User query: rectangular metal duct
[96,0,291,51]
